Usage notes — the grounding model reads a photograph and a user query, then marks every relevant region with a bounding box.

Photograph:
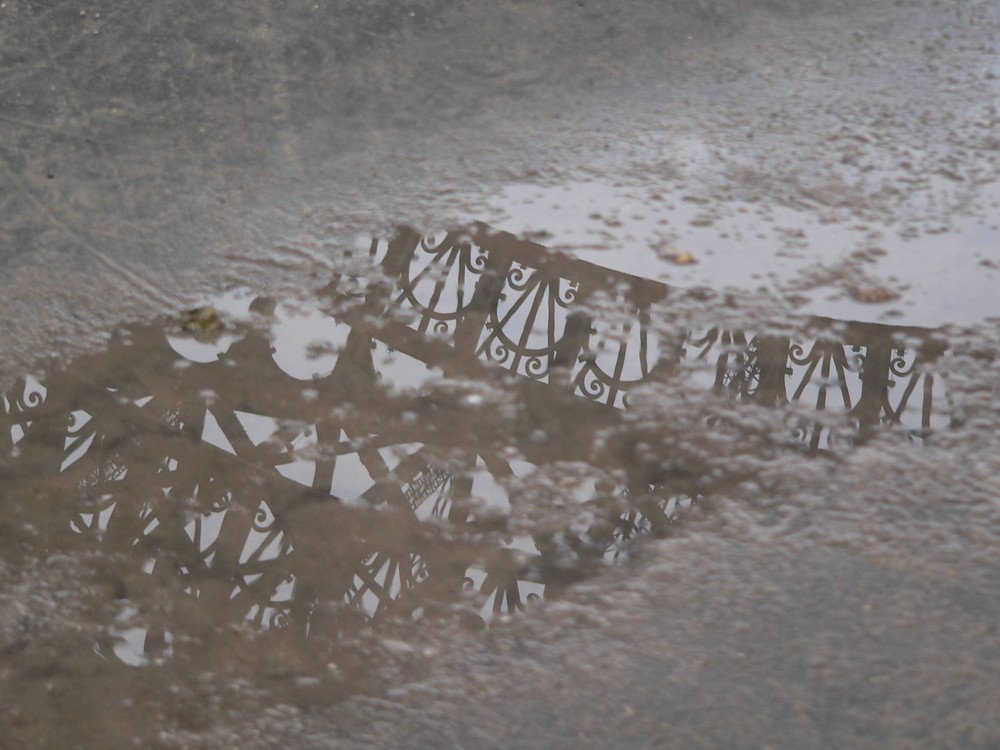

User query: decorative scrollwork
[881,348,943,437]
[268,608,292,629]
[252,500,278,532]
[683,326,723,361]
[888,347,916,378]
[572,305,658,408]
[477,262,579,380]
[1,375,47,450]
[787,339,865,413]
[393,233,489,338]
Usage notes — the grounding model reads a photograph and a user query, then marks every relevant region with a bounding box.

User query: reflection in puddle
[482,180,1000,327]
[1,227,952,673]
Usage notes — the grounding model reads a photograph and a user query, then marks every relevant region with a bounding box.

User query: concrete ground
[1,1,999,747]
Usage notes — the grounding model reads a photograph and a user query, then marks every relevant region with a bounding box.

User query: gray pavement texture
[1,1,999,748]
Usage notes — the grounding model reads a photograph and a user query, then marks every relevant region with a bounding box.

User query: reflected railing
[0,226,952,666]
[373,228,946,436]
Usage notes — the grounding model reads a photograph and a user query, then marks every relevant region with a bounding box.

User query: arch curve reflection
[0,225,953,668]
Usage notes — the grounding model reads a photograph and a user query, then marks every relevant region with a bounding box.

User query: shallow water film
[3,227,998,748]
[3,0,1000,748]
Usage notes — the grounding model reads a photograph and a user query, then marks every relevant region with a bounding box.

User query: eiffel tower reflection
[0,226,951,666]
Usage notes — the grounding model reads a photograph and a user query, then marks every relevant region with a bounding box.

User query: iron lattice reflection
[0,226,951,667]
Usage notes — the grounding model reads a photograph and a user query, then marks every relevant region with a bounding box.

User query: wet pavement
[2,1,1000,748]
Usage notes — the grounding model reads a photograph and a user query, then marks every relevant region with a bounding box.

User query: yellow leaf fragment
[181,306,224,333]
[665,248,698,265]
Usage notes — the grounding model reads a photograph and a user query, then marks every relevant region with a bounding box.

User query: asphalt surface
[1,1,999,747]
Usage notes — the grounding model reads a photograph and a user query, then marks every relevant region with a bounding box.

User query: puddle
[2,226,969,741]
[3,0,999,743]
[478,179,1000,328]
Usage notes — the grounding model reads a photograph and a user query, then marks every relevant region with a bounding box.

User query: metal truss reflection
[0,225,953,667]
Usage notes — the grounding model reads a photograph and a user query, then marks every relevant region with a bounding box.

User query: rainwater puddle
[479,180,1000,327]
[0,225,976,745]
